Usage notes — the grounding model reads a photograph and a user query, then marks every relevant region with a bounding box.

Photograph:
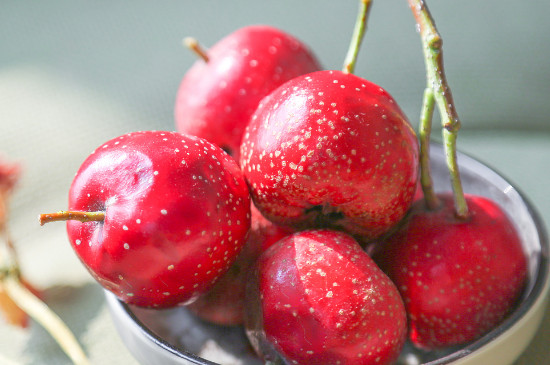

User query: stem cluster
[342,0,467,218]
[408,0,469,219]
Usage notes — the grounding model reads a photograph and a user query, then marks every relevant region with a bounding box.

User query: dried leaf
[0,276,42,328]
[0,281,29,327]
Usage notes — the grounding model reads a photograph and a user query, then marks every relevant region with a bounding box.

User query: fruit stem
[38,211,105,226]
[342,0,373,74]
[183,37,209,62]
[418,87,441,209]
[408,0,469,219]
[1,270,91,365]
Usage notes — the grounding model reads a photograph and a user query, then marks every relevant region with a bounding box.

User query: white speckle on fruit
[161,209,168,215]
[75,239,81,245]
[124,243,130,250]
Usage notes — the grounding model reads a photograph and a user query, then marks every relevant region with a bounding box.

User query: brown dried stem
[38,211,105,226]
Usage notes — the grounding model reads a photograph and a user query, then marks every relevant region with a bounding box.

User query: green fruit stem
[38,211,105,226]
[419,87,441,210]
[408,0,469,219]
[343,0,373,74]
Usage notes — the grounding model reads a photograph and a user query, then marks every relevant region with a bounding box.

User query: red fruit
[240,70,419,240]
[0,156,21,228]
[0,156,20,194]
[245,229,407,365]
[412,178,424,203]
[186,204,292,325]
[45,131,251,308]
[175,25,321,160]
[373,193,528,349]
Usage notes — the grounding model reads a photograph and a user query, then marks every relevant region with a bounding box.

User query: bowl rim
[108,143,550,365]
[117,298,218,365]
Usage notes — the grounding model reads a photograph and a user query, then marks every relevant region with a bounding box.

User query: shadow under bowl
[105,143,550,365]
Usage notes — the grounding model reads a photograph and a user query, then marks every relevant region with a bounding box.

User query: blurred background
[1,1,549,364]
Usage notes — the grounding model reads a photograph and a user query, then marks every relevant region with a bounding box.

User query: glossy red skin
[373,193,528,349]
[240,70,419,240]
[186,204,292,325]
[245,229,407,365]
[175,25,321,160]
[67,131,251,308]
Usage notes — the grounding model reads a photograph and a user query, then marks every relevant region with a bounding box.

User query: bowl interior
[108,143,549,365]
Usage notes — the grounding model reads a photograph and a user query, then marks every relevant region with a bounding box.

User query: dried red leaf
[0,277,43,328]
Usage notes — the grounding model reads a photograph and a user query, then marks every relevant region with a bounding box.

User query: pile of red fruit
[40,1,528,364]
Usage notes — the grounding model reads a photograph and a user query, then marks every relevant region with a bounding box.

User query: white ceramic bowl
[105,143,550,365]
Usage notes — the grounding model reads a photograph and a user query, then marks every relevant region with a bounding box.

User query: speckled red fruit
[175,25,321,160]
[245,229,407,365]
[240,70,419,240]
[373,193,528,349]
[185,204,292,325]
[67,131,251,308]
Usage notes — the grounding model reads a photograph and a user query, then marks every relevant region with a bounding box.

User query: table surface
[1,1,549,364]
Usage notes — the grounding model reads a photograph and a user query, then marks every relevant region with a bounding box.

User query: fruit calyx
[305,204,345,226]
[38,210,104,226]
